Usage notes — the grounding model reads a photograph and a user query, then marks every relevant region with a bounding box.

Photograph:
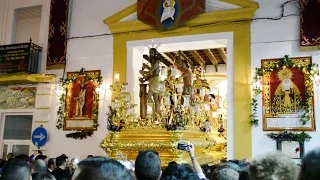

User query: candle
[165,96,171,106]
[176,83,183,94]
[114,72,120,82]
[160,82,166,93]
[147,103,153,115]
[161,66,167,78]
[195,103,200,113]
[183,95,190,107]
[173,93,177,105]
[199,88,205,97]
[204,103,210,112]
[114,100,121,109]
[111,100,115,109]
[212,112,218,118]
[190,106,195,114]
[171,66,177,78]
[122,83,128,92]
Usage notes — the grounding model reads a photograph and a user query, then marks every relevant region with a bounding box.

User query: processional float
[100,45,227,166]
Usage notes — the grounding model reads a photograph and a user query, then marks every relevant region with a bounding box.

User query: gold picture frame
[262,57,316,131]
[63,70,101,131]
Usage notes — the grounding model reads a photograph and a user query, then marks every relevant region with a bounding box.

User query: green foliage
[267,131,311,142]
[65,131,94,140]
[250,98,259,127]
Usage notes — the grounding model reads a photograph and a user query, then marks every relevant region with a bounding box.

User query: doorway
[126,33,234,158]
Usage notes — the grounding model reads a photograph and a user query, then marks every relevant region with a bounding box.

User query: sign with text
[0,87,36,109]
[0,43,31,74]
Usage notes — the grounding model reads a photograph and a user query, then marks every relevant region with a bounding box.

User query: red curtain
[300,0,320,51]
[46,0,70,70]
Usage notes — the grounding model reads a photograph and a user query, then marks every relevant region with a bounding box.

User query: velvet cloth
[46,0,70,69]
[300,0,320,50]
[269,68,306,102]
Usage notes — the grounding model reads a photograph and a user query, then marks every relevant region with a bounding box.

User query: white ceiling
[120,0,240,22]
[138,39,227,54]
[206,0,240,12]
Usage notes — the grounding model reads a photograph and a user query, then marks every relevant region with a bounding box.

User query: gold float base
[100,128,227,166]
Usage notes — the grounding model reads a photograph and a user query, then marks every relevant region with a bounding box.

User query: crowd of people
[0,145,319,180]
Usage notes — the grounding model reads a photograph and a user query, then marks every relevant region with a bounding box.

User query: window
[3,115,33,140]
[14,6,42,44]
[1,114,33,159]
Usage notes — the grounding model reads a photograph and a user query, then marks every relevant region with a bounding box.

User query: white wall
[0,0,135,160]
[44,0,136,159]
[251,0,320,157]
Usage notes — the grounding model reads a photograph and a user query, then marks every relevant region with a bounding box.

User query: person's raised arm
[187,145,207,180]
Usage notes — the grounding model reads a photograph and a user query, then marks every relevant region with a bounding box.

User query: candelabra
[107,79,138,131]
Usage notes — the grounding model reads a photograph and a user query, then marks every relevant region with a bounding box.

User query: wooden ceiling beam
[159,55,173,67]
[203,49,219,66]
[179,51,193,66]
[164,52,175,64]
[218,48,227,64]
[164,52,184,72]
[190,50,205,67]
[143,54,172,67]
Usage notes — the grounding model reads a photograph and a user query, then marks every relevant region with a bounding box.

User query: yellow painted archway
[104,0,258,159]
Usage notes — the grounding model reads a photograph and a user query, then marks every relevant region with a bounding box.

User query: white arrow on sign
[33,133,45,141]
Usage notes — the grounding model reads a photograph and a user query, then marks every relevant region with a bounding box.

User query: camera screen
[177,143,189,151]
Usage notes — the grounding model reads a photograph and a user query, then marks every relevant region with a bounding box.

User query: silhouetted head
[72,157,134,180]
[161,163,199,180]
[1,159,31,180]
[299,147,320,180]
[31,159,48,174]
[249,151,299,180]
[135,151,161,180]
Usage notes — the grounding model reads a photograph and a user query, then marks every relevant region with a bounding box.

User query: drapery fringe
[300,45,320,52]
[46,64,66,70]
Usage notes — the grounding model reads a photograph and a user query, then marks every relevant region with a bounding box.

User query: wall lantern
[252,80,262,91]
[55,84,63,96]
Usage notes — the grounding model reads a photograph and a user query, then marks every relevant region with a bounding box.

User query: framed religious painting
[63,70,101,131]
[262,56,316,131]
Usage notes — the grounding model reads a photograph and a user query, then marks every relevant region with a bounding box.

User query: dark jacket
[52,167,71,180]
[32,173,40,179]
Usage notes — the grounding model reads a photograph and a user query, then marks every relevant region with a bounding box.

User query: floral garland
[250,98,259,127]
[266,131,311,142]
[56,68,102,140]
[250,68,262,127]
[250,55,318,126]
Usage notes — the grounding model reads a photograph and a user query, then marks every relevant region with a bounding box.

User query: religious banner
[63,70,101,131]
[0,87,36,109]
[262,56,315,131]
[137,0,205,31]
[300,0,320,51]
[46,0,70,70]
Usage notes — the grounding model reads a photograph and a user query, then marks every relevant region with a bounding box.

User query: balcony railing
[0,39,42,75]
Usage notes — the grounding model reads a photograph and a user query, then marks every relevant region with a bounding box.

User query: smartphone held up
[177,143,191,151]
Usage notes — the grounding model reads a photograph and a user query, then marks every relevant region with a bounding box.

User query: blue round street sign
[31,127,49,148]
